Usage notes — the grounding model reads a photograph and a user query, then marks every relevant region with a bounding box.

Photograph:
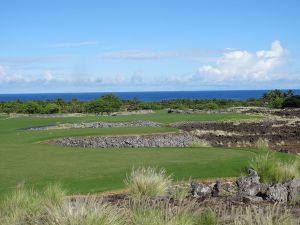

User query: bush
[249,153,300,183]
[262,89,285,108]
[195,102,219,110]
[44,103,59,114]
[282,95,300,108]
[125,167,172,198]
[85,94,122,115]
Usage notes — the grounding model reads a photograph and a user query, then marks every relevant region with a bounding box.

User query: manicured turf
[0,111,273,198]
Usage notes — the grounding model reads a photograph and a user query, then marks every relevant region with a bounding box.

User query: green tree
[44,103,59,114]
[284,89,295,98]
[262,90,285,108]
[282,95,300,108]
[55,98,65,113]
[25,101,42,114]
[85,94,122,115]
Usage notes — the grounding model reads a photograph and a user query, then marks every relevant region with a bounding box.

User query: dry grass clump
[124,167,172,198]
[129,199,216,225]
[255,138,269,150]
[44,197,126,225]
[168,186,190,202]
[192,129,242,137]
[249,153,300,183]
[230,205,295,225]
[0,184,65,225]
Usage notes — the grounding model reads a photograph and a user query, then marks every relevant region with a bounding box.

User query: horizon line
[0,89,299,95]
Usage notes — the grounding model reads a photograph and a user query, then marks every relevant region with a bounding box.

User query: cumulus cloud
[0,66,55,84]
[198,40,286,82]
[48,41,98,48]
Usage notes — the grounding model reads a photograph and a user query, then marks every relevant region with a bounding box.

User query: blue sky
[0,0,300,93]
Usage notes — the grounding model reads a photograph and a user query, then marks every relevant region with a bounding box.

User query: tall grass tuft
[44,197,126,225]
[0,183,65,225]
[232,205,295,225]
[168,186,190,202]
[129,199,212,225]
[255,138,269,150]
[197,208,217,225]
[44,183,66,206]
[125,167,172,198]
[249,153,300,183]
[0,187,42,225]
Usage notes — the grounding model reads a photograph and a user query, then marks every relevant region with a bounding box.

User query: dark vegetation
[0,90,299,114]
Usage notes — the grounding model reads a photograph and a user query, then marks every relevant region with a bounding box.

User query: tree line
[0,90,299,114]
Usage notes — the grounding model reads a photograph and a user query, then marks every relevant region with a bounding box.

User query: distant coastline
[1,90,300,102]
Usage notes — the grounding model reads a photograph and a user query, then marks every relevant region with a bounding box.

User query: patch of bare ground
[172,114,300,153]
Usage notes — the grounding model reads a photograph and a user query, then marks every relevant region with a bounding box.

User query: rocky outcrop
[29,120,162,130]
[54,133,202,148]
[236,168,266,197]
[191,182,211,197]
[265,183,288,202]
[285,178,300,202]
[167,109,229,114]
[190,169,300,204]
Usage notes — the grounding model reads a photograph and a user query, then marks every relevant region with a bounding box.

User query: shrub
[249,153,300,183]
[44,103,59,114]
[282,95,300,108]
[262,89,285,108]
[195,102,219,110]
[124,167,172,198]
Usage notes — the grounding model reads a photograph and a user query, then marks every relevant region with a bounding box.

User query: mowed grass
[0,111,266,198]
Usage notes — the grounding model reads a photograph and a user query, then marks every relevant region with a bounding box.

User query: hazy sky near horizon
[0,0,300,93]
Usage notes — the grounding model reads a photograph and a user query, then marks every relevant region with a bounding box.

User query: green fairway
[0,111,271,197]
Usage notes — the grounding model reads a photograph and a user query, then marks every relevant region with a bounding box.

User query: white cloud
[99,49,176,60]
[131,73,144,84]
[98,49,219,61]
[198,40,286,82]
[0,56,66,64]
[48,41,98,48]
[0,66,55,84]
[44,71,54,82]
[0,65,6,79]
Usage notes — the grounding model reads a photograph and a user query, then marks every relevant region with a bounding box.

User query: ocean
[0,90,299,102]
